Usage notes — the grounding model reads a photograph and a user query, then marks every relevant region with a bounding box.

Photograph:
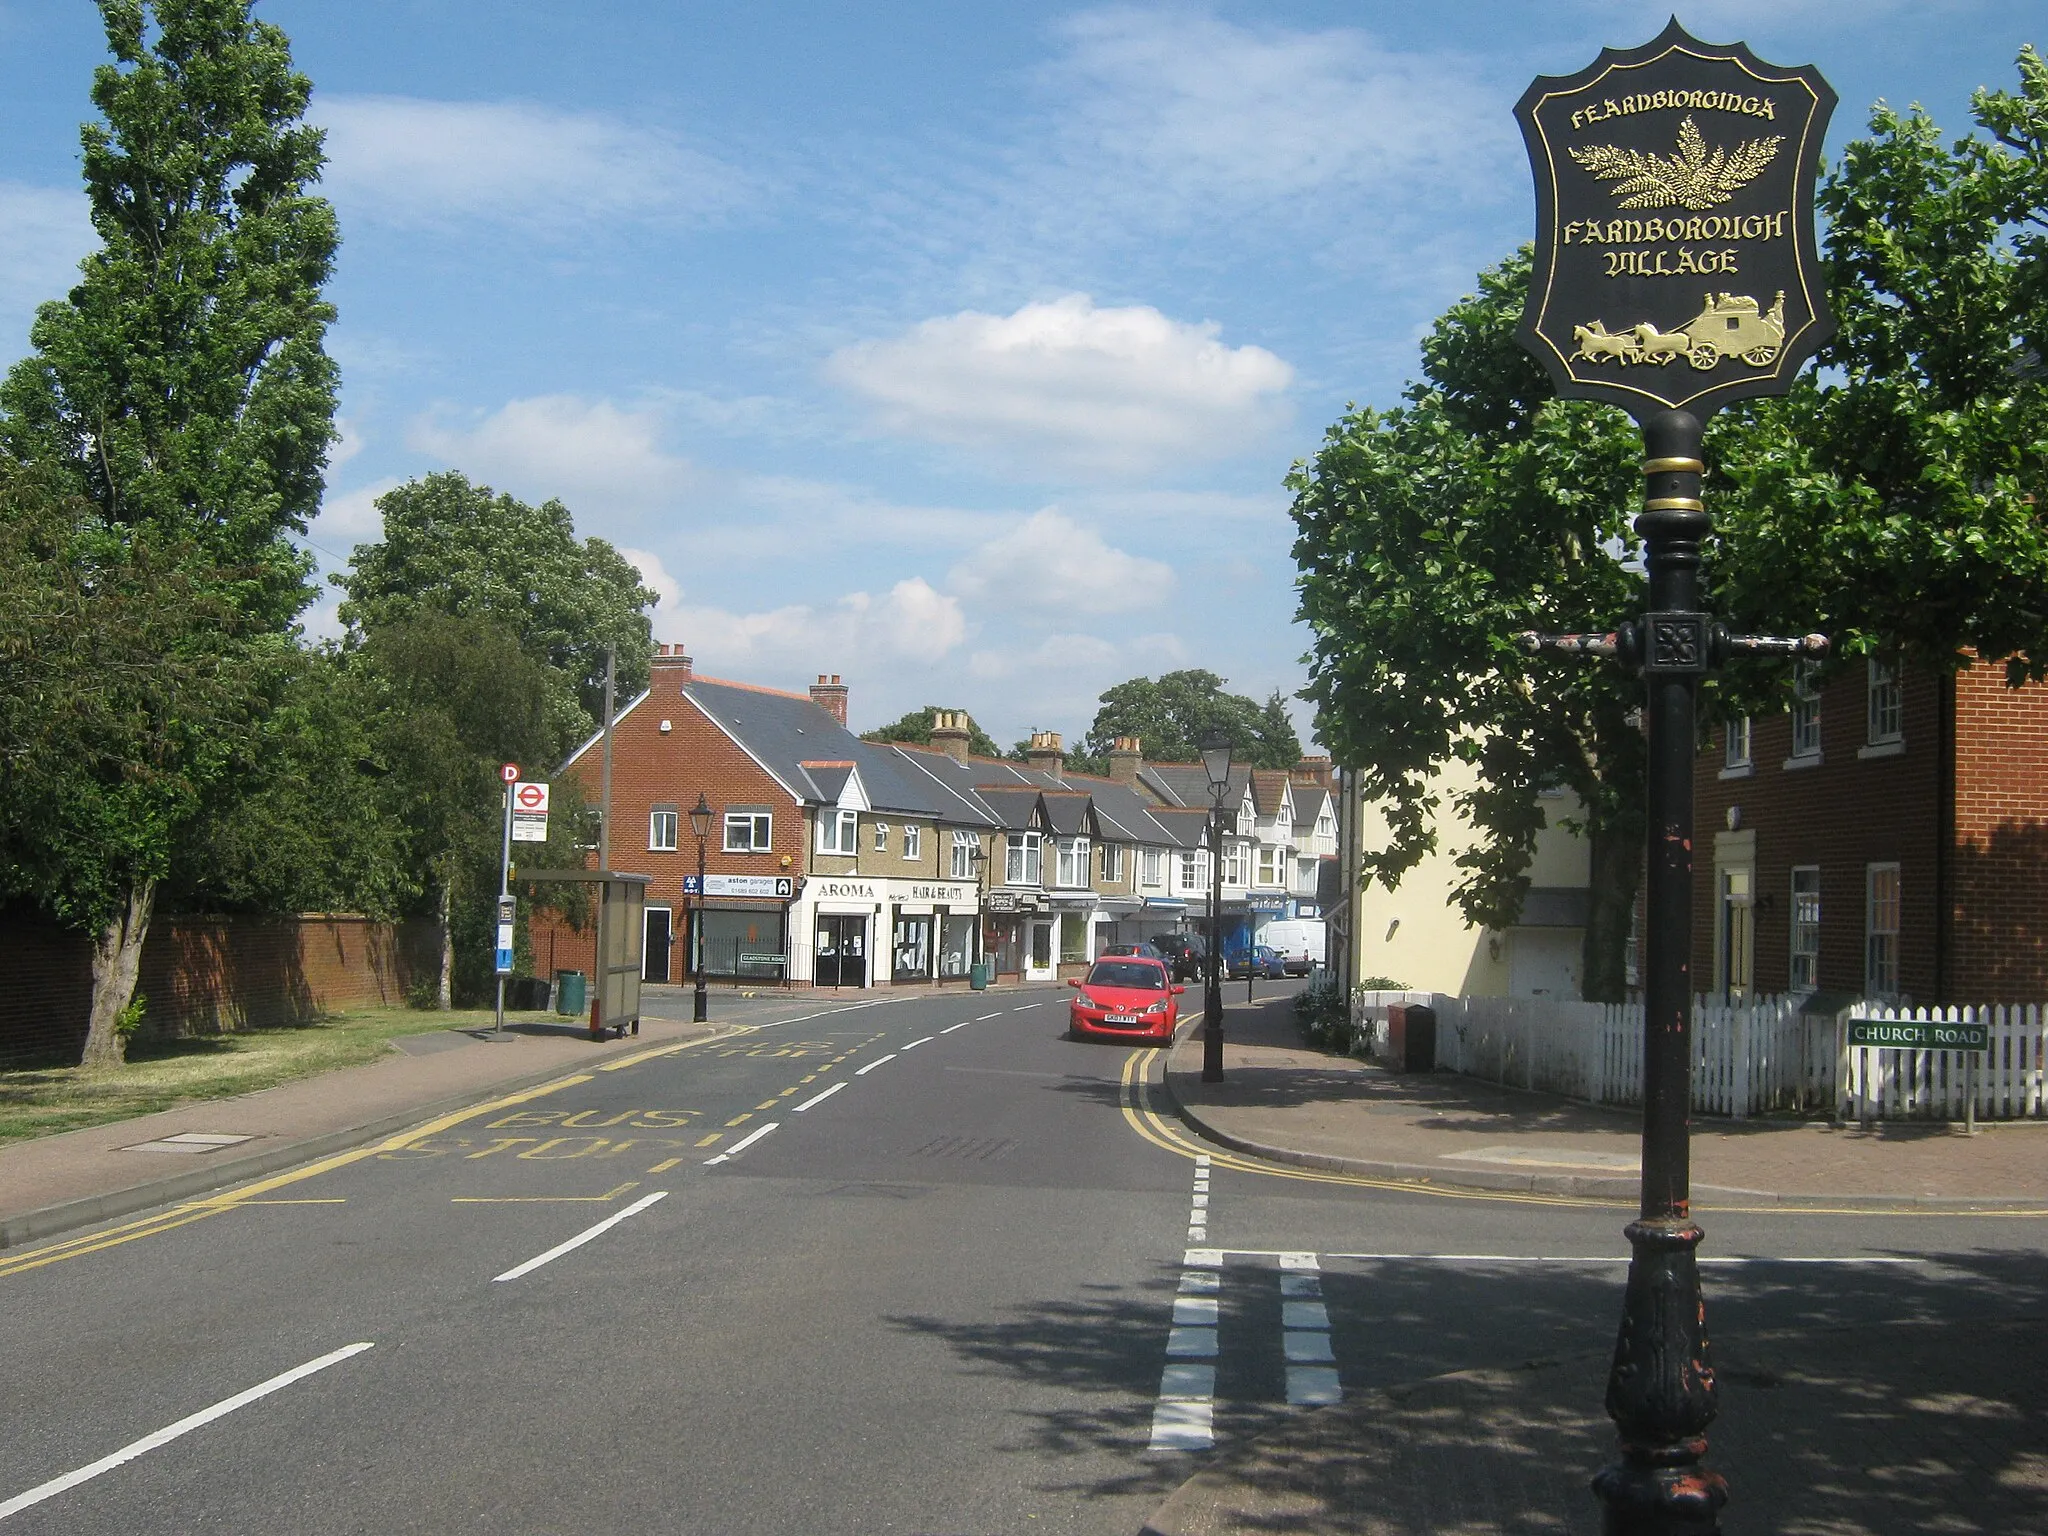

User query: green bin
[969,960,992,991]
[554,969,587,1015]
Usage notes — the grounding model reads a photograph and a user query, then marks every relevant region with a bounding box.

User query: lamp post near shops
[1199,729,1232,1083]
[1511,23,1833,1531]
[689,793,713,1023]
[969,842,988,979]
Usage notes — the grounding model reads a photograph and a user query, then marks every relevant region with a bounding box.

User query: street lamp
[689,792,713,1023]
[968,841,988,983]
[1199,729,1233,1082]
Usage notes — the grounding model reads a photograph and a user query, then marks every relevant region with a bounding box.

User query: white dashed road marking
[901,1036,934,1049]
[703,1123,779,1166]
[494,1192,670,1280]
[791,1083,845,1112]
[855,1054,897,1076]
[0,1343,376,1522]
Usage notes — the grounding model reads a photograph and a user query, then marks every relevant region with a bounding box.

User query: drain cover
[120,1132,256,1155]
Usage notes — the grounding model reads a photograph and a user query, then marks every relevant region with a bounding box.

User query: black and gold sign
[1515,18,1835,420]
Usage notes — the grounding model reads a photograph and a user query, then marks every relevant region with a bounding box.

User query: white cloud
[310,475,401,544]
[947,508,1172,617]
[1033,8,1515,223]
[408,394,694,515]
[826,293,1293,477]
[312,95,749,233]
[0,182,92,339]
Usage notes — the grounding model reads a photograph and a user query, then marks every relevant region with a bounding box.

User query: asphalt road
[2,982,2043,1533]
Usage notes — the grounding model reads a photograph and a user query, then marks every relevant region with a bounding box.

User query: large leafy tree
[1290,255,1646,1001]
[1082,670,1305,769]
[337,472,655,743]
[1292,47,2048,1003]
[336,476,654,1004]
[0,0,338,1063]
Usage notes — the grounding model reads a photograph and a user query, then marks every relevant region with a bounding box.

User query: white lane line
[792,1083,846,1113]
[1012,1003,1042,1011]
[975,1012,1002,1021]
[854,1054,897,1075]
[493,1192,669,1280]
[901,1036,935,1049]
[702,1124,780,1166]
[940,1022,971,1034]
[0,1343,374,1522]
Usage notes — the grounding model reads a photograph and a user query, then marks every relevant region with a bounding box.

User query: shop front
[983,889,1052,981]
[796,875,982,988]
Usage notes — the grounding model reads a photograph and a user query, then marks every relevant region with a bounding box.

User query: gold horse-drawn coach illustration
[1573,291,1786,370]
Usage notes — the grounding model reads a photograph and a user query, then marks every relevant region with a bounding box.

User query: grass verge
[0,1007,555,1146]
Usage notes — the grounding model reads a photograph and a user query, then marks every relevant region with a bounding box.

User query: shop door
[892,913,933,983]
[643,907,672,983]
[1025,919,1055,982]
[815,914,867,988]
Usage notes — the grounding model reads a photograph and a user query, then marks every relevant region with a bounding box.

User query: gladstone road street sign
[1515,17,1835,420]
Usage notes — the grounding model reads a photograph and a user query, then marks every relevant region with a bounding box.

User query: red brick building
[1691,658,2048,1004]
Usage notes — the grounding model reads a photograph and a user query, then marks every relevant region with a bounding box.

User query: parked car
[1147,933,1208,982]
[1100,942,1166,962]
[1224,944,1287,980]
[1256,919,1325,976]
[1065,956,1184,1044]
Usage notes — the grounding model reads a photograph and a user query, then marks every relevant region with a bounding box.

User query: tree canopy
[1081,670,1305,770]
[0,0,339,1062]
[864,706,1004,759]
[336,472,655,747]
[1290,46,2048,1002]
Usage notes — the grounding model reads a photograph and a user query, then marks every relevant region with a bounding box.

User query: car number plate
[1106,1014,1140,1025]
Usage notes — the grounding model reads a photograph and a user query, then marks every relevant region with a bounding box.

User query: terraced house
[540,662,1339,990]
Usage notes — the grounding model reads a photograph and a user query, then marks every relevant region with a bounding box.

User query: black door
[643,907,671,983]
[815,915,867,988]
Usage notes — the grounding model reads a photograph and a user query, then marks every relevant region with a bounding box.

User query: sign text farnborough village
[1515,17,1835,419]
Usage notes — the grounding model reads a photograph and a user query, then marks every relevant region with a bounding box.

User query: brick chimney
[1107,736,1143,787]
[651,642,694,688]
[1291,754,1334,789]
[1025,730,1064,781]
[930,708,972,763]
[810,673,849,726]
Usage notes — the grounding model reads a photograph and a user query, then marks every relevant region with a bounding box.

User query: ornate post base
[1594,1219,1726,1534]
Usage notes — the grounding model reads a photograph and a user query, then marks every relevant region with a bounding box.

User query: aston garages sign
[1515,18,1835,419]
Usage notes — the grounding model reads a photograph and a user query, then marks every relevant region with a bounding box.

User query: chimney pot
[1107,735,1144,787]
[651,642,693,682]
[930,708,972,764]
[809,673,850,726]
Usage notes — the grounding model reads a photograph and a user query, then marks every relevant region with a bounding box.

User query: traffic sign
[1848,1018,1987,1052]
[500,763,521,784]
[513,781,550,814]
[511,813,549,843]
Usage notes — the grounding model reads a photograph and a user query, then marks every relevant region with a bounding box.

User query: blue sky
[0,2,2039,749]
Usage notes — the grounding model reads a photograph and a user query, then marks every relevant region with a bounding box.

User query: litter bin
[554,969,587,1016]
[1387,1002,1436,1073]
[969,960,992,991]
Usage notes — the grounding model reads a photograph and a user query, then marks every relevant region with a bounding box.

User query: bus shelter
[520,870,650,1042]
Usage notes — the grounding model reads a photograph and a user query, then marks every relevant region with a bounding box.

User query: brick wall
[0,913,438,1066]
[1692,669,1941,998]
[1948,665,2048,997]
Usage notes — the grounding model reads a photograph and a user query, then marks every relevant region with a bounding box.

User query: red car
[1066,956,1185,1044]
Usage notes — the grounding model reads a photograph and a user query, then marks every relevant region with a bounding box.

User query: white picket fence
[1841,1004,2048,1122]
[1352,989,2048,1121]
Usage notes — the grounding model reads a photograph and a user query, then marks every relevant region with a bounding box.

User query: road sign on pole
[500,763,521,784]
[510,780,551,843]
[512,782,550,814]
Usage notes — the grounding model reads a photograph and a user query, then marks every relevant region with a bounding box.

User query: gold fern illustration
[1570,116,1784,211]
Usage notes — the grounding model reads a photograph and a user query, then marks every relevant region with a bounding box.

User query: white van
[1256,918,1325,976]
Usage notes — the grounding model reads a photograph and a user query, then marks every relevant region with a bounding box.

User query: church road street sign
[1515,17,1835,420]
[1848,1018,1990,1052]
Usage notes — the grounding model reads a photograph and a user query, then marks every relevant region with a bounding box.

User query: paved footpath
[1141,992,2048,1535]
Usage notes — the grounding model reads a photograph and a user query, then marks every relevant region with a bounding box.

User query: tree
[864,706,1003,758]
[336,472,655,743]
[1081,670,1304,769]
[1291,47,2048,1003]
[0,0,338,1063]
[1708,46,2048,684]
[1291,253,1648,1001]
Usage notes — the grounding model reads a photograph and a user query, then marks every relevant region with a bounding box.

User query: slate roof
[1250,769,1291,818]
[1137,762,1253,810]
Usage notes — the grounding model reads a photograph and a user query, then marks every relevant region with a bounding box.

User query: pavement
[1144,990,2048,1535]
[3,980,2042,1533]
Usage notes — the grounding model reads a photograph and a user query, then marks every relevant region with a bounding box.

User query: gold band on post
[1641,457,1706,475]
[1642,496,1706,512]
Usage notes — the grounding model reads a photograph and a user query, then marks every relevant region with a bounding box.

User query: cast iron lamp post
[1199,729,1232,1082]
[689,793,712,1023]
[968,841,987,980]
